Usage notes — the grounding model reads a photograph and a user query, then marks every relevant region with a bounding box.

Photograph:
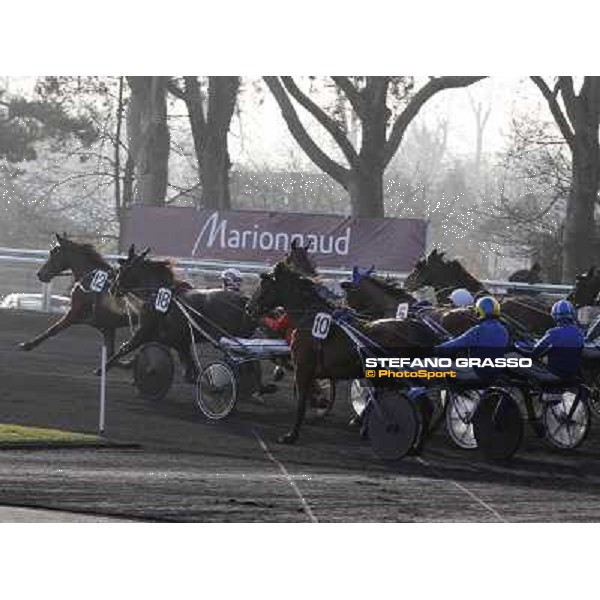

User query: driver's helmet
[221,268,243,292]
[475,296,501,319]
[551,299,577,324]
[449,288,474,308]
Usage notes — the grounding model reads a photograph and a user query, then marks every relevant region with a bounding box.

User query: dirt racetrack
[1,310,600,522]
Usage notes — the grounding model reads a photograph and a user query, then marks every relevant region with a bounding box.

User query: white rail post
[99,345,107,435]
[42,281,51,312]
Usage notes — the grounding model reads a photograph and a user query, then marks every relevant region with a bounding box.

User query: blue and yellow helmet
[475,296,501,319]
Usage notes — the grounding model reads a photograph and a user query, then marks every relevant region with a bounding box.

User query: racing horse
[340,266,477,335]
[404,249,555,336]
[508,262,542,284]
[246,261,440,444]
[568,266,600,308]
[19,234,138,357]
[106,248,257,383]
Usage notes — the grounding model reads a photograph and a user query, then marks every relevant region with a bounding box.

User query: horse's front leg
[19,312,74,351]
[278,365,313,444]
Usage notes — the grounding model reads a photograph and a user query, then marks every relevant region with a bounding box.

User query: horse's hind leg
[177,345,198,384]
[19,313,73,351]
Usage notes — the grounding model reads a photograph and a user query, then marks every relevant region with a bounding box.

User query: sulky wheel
[348,379,373,418]
[473,388,523,461]
[133,342,175,401]
[445,389,480,450]
[542,389,590,450]
[366,389,422,462]
[194,360,239,420]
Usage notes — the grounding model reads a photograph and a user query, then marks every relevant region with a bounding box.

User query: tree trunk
[200,133,232,210]
[126,76,170,207]
[347,168,384,217]
[200,77,239,210]
[118,155,135,252]
[563,137,600,281]
[179,76,239,210]
[349,77,388,217]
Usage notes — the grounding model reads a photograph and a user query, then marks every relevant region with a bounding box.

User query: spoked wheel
[445,389,479,450]
[366,389,422,462]
[133,342,175,401]
[348,379,373,418]
[473,388,523,461]
[542,389,590,450]
[311,379,336,419]
[194,360,238,420]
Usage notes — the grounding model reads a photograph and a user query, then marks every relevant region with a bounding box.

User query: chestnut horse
[19,234,138,357]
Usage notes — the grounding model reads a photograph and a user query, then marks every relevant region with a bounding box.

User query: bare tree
[168,76,240,210]
[467,91,491,171]
[264,76,486,218]
[531,76,600,281]
[126,76,170,207]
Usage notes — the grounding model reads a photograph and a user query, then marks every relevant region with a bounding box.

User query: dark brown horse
[508,262,542,284]
[283,240,318,275]
[19,234,138,357]
[404,249,555,336]
[340,267,476,336]
[568,267,600,308]
[404,249,487,303]
[107,249,257,381]
[246,262,439,444]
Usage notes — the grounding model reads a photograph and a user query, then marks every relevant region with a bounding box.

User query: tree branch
[331,76,364,116]
[383,76,486,166]
[263,76,350,186]
[166,78,186,101]
[531,76,575,150]
[280,76,360,170]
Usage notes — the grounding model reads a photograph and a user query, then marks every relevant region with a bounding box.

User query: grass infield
[0,424,104,447]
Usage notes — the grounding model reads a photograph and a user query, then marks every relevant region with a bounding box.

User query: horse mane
[275,261,337,309]
[64,239,110,268]
[364,273,408,295]
[444,258,486,291]
[139,258,179,284]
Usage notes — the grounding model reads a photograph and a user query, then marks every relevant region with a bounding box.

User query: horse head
[38,233,108,283]
[284,239,317,276]
[113,246,157,297]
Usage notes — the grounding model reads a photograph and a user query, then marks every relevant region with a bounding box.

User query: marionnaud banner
[121,206,427,271]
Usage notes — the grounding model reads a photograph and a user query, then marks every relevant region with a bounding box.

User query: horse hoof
[277,433,297,445]
[93,367,102,377]
[19,342,33,352]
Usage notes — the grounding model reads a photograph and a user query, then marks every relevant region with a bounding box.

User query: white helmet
[449,288,474,308]
[221,268,243,291]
